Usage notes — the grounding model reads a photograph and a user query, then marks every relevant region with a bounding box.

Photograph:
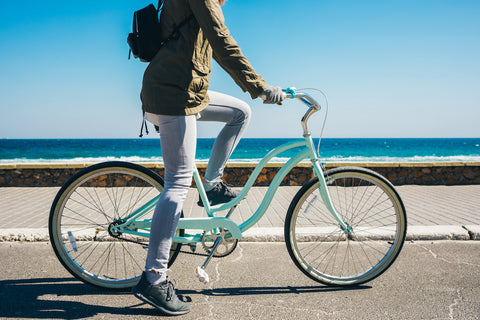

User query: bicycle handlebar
[259,87,321,111]
[259,87,322,135]
[285,88,322,111]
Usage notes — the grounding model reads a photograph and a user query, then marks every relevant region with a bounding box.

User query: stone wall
[0,162,479,187]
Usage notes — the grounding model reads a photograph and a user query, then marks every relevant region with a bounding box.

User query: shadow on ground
[0,277,370,319]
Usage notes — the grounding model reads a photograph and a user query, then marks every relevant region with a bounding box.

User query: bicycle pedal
[188,243,196,253]
[195,266,209,284]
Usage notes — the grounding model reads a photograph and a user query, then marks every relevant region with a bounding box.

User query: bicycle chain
[110,233,211,257]
[108,223,237,257]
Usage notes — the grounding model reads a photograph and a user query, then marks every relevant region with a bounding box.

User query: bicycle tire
[285,167,406,286]
[49,161,184,291]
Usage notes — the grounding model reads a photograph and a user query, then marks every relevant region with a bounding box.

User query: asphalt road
[1,241,479,320]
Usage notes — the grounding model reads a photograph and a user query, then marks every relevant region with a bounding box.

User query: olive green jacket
[141,0,269,116]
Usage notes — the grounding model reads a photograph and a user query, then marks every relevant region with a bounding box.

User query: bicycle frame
[111,91,351,244]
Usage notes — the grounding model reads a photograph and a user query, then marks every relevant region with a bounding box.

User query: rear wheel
[285,167,406,286]
[49,161,183,291]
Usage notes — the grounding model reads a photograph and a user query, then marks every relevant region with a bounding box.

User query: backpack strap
[155,0,194,45]
[161,14,194,45]
[139,112,149,138]
[157,0,164,13]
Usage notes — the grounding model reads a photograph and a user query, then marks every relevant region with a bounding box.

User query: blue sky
[1,0,479,139]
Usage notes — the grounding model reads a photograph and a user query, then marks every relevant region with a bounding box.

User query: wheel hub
[108,220,124,237]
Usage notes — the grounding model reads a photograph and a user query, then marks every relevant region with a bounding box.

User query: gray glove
[261,86,284,105]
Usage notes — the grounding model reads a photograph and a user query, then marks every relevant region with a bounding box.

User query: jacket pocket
[189,74,206,94]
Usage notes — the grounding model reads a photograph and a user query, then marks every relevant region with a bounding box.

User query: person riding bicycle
[132,0,284,315]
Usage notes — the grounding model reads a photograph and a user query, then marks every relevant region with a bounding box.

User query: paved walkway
[2,241,479,319]
[1,185,479,240]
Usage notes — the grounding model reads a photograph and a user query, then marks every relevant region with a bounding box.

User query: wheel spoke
[286,168,406,286]
[49,163,183,290]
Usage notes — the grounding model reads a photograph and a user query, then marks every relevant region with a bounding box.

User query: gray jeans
[144,91,251,276]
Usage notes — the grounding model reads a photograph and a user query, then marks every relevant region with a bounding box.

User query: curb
[242,225,480,241]
[1,226,480,242]
[464,225,480,240]
[407,225,471,241]
[0,228,49,242]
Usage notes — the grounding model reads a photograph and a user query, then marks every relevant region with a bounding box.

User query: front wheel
[285,167,406,286]
[49,161,183,291]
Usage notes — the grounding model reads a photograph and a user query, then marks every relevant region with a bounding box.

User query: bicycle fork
[312,161,353,234]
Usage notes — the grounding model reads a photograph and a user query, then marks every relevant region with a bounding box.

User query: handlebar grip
[258,92,288,101]
[259,88,294,101]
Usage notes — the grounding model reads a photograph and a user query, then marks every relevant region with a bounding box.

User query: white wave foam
[0,156,164,164]
[1,155,480,165]
[318,155,480,162]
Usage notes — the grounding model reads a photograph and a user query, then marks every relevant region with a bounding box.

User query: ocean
[1,138,480,164]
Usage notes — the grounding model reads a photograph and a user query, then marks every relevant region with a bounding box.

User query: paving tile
[1,185,479,230]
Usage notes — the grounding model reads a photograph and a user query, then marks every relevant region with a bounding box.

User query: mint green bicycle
[49,88,407,291]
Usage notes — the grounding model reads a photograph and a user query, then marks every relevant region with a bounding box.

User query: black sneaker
[132,272,190,316]
[198,181,239,207]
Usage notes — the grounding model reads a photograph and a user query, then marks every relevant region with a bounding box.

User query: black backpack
[127,0,193,62]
